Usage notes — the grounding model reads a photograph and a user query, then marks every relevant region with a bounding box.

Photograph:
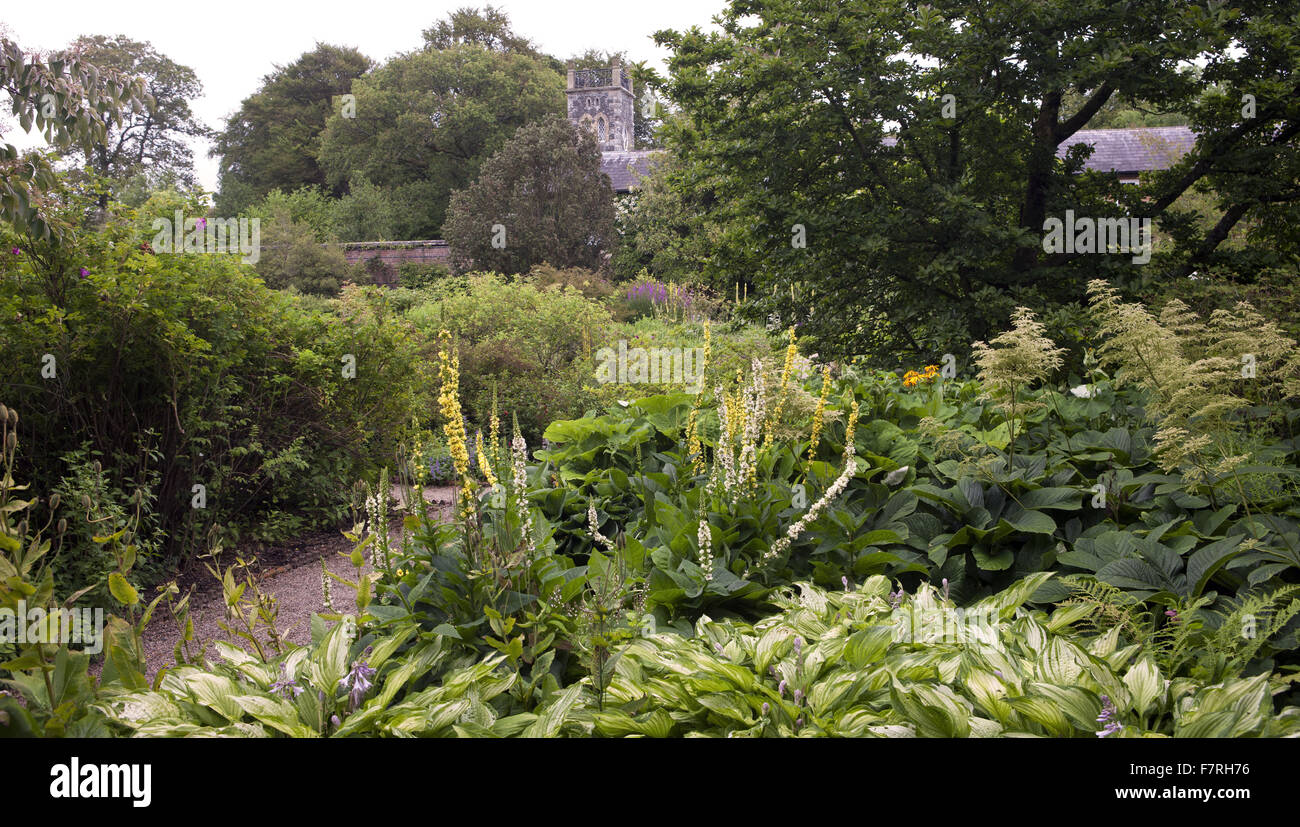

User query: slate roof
[1056,126,1195,174]
[598,127,1195,192]
[882,126,1196,174]
[600,150,661,193]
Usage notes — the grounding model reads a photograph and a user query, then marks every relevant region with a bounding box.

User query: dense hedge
[0,192,433,601]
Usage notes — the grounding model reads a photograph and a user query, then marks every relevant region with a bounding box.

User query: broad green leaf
[844,625,893,668]
[1006,695,1072,736]
[107,572,139,606]
[1038,637,1085,684]
[524,683,586,737]
[1123,658,1163,718]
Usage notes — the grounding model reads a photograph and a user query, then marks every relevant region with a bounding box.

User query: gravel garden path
[134,485,456,681]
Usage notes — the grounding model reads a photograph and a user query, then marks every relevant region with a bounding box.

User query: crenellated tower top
[566,60,634,152]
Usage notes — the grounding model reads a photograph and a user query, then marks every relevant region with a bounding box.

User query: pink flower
[78,268,90,278]
[10,247,19,255]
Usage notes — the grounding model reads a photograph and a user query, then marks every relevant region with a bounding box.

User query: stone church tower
[566,60,634,152]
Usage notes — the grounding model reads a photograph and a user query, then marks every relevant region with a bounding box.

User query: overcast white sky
[2,0,728,193]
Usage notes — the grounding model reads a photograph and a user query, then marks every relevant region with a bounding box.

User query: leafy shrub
[442,115,616,275]
[405,273,613,441]
[528,264,621,308]
[244,186,340,242]
[50,446,165,607]
[532,293,1300,682]
[0,191,435,581]
[253,203,358,295]
[398,262,449,289]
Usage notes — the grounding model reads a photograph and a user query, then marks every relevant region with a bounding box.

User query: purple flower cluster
[1096,694,1123,737]
[626,280,668,303]
[889,586,905,609]
[269,664,304,699]
[625,280,695,309]
[340,654,377,710]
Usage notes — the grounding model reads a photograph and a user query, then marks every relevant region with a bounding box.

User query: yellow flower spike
[475,430,497,487]
[686,405,704,474]
[765,327,798,448]
[489,384,502,467]
[845,399,860,447]
[808,366,831,461]
[702,321,711,376]
[437,329,475,518]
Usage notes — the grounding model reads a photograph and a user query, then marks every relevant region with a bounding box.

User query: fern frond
[1057,575,1151,644]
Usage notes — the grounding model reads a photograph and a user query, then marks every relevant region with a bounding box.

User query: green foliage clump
[252,205,358,295]
[0,191,435,581]
[213,44,374,215]
[442,116,616,275]
[405,273,613,441]
[1087,279,1300,483]
[397,262,449,289]
[6,280,1300,737]
[318,44,564,240]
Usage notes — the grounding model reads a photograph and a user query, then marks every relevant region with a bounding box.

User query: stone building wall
[567,63,635,153]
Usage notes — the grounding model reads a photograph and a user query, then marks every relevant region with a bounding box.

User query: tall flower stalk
[365,467,391,574]
[712,385,737,498]
[697,516,714,581]
[970,307,1065,467]
[738,358,766,494]
[475,430,498,487]
[807,366,831,461]
[760,400,858,567]
[437,329,475,521]
[765,327,797,448]
[510,424,534,557]
[489,382,502,472]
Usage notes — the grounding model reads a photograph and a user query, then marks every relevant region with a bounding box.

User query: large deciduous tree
[1,35,153,239]
[213,43,373,215]
[651,0,1300,364]
[318,44,564,240]
[422,4,557,68]
[442,115,616,274]
[59,35,208,194]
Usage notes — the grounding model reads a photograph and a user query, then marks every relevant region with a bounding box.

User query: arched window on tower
[597,115,608,143]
